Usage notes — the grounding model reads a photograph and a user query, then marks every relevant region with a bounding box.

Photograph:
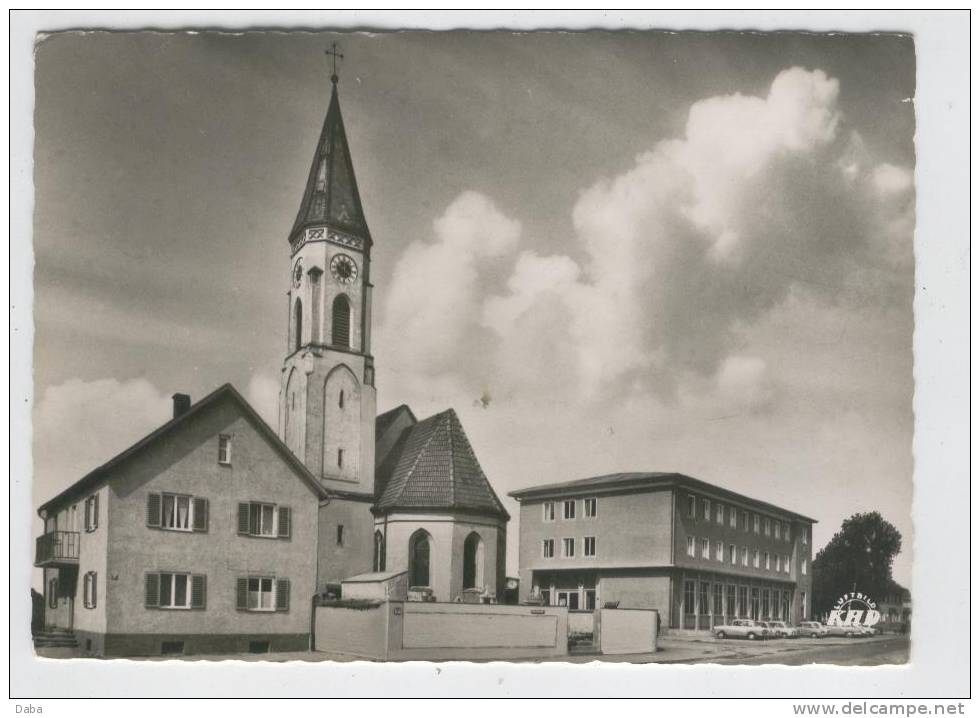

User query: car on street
[713,619,770,641]
[824,622,873,638]
[766,620,799,638]
[799,620,830,638]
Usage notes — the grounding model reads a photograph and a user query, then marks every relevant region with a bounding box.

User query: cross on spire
[325,42,344,84]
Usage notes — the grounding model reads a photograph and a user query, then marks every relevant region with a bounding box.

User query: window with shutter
[90,573,97,609]
[277,507,291,539]
[192,498,208,532]
[276,578,290,612]
[237,503,250,535]
[236,577,248,609]
[91,494,99,529]
[190,574,206,609]
[147,493,162,527]
[145,573,160,608]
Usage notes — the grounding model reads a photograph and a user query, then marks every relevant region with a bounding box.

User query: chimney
[172,393,191,419]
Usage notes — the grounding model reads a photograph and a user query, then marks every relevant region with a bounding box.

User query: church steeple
[289,72,371,245]
[279,48,377,498]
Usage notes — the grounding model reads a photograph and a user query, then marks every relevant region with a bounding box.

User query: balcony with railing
[34,531,80,568]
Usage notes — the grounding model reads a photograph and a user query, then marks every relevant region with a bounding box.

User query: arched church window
[373,531,386,572]
[293,299,303,353]
[463,532,485,590]
[408,530,431,588]
[332,295,351,348]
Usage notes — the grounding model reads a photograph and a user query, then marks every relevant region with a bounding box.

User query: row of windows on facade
[681,579,806,622]
[686,494,805,544]
[685,536,806,575]
[541,536,596,559]
[144,493,293,539]
[292,293,352,353]
[48,572,290,613]
[541,497,597,522]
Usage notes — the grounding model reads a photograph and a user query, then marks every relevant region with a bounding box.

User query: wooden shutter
[190,574,206,609]
[236,577,248,609]
[91,573,98,609]
[237,503,250,535]
[277,506,291,539]
[92,494,99,529]
[192,498,209,532]
[146,493,161,527]
[275,578,290,612]
[145,573,160,608]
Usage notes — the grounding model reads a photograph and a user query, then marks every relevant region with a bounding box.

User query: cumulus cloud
[33,377,172,503]
[378,66,913,414]
[377,191,521,396]
[246,372,280,427]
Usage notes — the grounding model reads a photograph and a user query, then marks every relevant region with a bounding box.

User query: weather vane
[325,42,344,84]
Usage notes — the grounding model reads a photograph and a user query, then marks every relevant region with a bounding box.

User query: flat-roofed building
[509,472,816,630]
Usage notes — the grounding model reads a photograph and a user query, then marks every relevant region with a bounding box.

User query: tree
[811,512,902,617]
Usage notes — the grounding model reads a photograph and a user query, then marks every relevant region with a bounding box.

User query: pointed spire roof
[290,76,371,243]
[375,408,510,519]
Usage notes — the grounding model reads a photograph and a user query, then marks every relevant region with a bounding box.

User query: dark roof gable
[37,383,327,515]
[375,408,509,519]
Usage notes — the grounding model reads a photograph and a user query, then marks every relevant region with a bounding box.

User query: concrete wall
[104,397,318,648]
[517,488,673,602]
[395,602,567,659]
[315,601,569,660]
[315,602,388,659]
[597,608,659,655]
[379,512,506,602]
[317,497,375,589]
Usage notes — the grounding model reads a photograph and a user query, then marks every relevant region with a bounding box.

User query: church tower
[279,65,376,498]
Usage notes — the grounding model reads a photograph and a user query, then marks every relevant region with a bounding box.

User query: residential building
[36,386,323,656]
[509,472,815,629]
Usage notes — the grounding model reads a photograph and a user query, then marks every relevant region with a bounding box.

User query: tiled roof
[289,78,370,243]
[508,472,816,523]
[375,408,509,519]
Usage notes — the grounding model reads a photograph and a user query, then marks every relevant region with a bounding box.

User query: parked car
[824,622,871,638]
[766,620,799,638]
[799,620,830,638]
[714,619,770,641]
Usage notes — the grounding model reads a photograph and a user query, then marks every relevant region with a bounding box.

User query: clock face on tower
[292,260,303,288]
[330,254,358,284]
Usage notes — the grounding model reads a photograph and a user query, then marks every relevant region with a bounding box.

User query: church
[278,67,509,602]
[33,64,509,657]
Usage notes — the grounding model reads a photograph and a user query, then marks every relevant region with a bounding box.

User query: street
[659,634,910,666]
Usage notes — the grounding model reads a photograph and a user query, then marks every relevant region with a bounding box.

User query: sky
[32,30,916,587]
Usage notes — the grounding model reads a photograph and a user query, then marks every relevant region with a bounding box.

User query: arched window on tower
[373,530,386,572]
[293,299,303,353]
[462,532,485,590]
[408,530,431,588]
[332,294,351,348]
